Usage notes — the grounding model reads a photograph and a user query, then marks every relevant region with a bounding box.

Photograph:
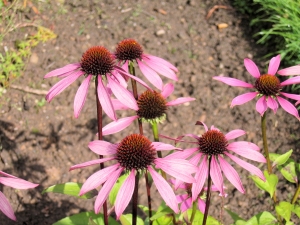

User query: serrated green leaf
[52,211,118,225]
[279,161,297,183]
[225,209,246,225]
[109,173,129,205]
[244,211,277,225]
[292,205,300,218]
[42,182,97,199]
[120,214,144,225]
[272,150,293,167]
[276,201,293,222]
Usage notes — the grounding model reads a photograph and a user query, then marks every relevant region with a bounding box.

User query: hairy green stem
[202,156,212,225]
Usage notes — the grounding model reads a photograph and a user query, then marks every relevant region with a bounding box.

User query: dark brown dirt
[0,0,299,224]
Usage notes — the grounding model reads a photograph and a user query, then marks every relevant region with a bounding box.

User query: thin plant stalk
[95,77,108,225]
[291,185,300,204]
[190,201,197,224]
[202,156,212,225]
[144,170,152,225]
[132,171,140,225]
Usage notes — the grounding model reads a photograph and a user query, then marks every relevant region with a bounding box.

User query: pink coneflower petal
[218,156,245,193]
[192,156,208,201]
[167,97,196,106]
[137,59,163,90]
[176,194,188,203]
[210,156,224,196]
[198,198,206,213]
[0,171,18,178]
[80,164,119,195]
[45,71,84,102]
[277,96,300,118]
[227,141,260,151]
[268,55,281,75]
[225,152,265,181]
[189,152,202,166]
[143,54,178,72]
[44,63,81,78]
[244,58,260,78]
[164,148,199,160]
[280,76,300,86]
[278,65,300,76]
[111,70,128,88]
[107,76,138,110]
[161,83,174,98]
[115,170,135,219]
[111,99,130,110]
[121,60,129,73]
[69,157,115,171]
[180,197,192,212]
[97,76,117,121]
[152,142,181,151]
[88,140,118,155]
[154,158,197,183]
[280,92,300,101]
[102,116,139,136]
[225,129,246,140]
[256,96,267,116]
[74,75,92,118]
[94,168,123,214]
[0,191,16,221]
[195,121,208,132]
[227,143,266,162]
[147,167,179,213]
[231,92,257,107]
[266,97,278,114]
[213,77,254,88]
[0,177,38,189]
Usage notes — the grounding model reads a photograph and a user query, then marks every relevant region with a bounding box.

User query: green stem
[132,171,139,225]
[291,185,300,204]
[190,201,197,224]
[202,156,212,225]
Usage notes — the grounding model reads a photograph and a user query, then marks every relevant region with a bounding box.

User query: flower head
[44,46,151,120]
[70,134,197,218]
[101,83,195,135]
[0,171,38,221]
[213,55,300,119]
[166,122,266,200]
[115,39,178,90]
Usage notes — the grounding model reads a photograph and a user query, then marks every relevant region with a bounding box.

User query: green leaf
[42,182,97,199]
[186,209,220,225]
[138,205,150,215]
[53,211,118,225]
[251,171,278,197]
[279,161,297,183]
[109,173,129,205]
[276,201,293,222]
[244,211,277,225]
[120,214,144,225]
[272,150,293,167]
[88,217,98,225]
[292,205,300,218]
[269,153,280,162]
[225,209,246,225]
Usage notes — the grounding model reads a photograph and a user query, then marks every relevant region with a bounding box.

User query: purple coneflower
[70,134,197,218]
[44,46,151,120]
[114,39,178,90]
[101,83,195,135]
[0,171,38,221]
[165,122,266,200]
[213,55,300,119]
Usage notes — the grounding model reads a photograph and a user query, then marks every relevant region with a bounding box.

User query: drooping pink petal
[147,166,179,213]
[107,76,138,110]
[0,177,38,189]
[97,76,117,121]
[137,60,163,90]
[164,148,198,160]
[180,197,192,212]
[45,71,84,102]
[280,76,300,86]
[167,97,195,106]
[111,70,128,88]
[111,99,130,110]
[69,158,115,171]
[195,121,208,132]
[74,75,92,118]
[266,97,278,114]
[88,140,118,155]
[192,156,208,201]
[44,63,81,78]
[256,96,268,116]
[102,116,139,136]
[94,168,123,214]
[198,198,206,213]
[176,194,188,203]
[227,141,260,151]
[213,76,254,88]
[121,60,129,74]
[225,152,265,181]
[189,152,202,166]
[0,171,18,178]
[218,156,244,193]
[231,92,257,107]
[277,96,300,118]
[225,129,246,140]
[142,57,178,81]
[143,54,178,72]
[161,83,174,98]
[268,55,281,75]
[280,92,300,101]
[278,65,300,76]
[115,170,135,219]
[0,191,16,221]
[244,58,260,78]
[80,164,119,195]
[152,142,181,151]
[154,158,197,183]
[227,144,266,162]
[210,156,224,196]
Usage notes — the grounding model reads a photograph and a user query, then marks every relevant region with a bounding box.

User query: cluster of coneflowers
[1,38,300,224]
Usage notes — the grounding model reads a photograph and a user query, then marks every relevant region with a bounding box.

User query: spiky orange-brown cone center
[199,130,228,155]
[254,74,281,96]
[115,39,143,61]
